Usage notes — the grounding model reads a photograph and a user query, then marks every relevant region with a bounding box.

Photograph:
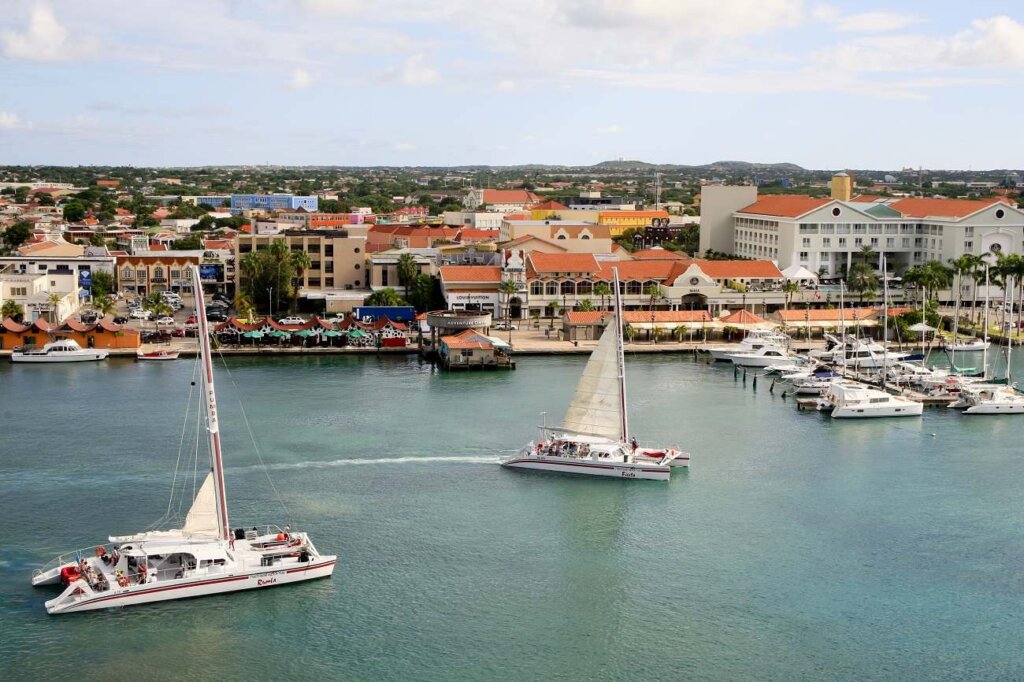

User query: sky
[1,0,1022,170]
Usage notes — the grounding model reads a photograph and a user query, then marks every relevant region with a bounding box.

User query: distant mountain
[590,159,808,173]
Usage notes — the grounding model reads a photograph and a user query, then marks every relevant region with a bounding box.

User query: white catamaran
[31,265,336,614]
[501,268,689,481]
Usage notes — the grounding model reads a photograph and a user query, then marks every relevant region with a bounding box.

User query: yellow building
[597,210,670,236]
[830,172,853,201]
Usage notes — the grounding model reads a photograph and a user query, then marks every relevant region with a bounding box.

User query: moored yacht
[727,344,792,368]
[501,268,688,481]
[815,379,923,418]
[11,338,108,363]
[949,385,1024,414]
[708,328,789,362]
[31,266,335,614]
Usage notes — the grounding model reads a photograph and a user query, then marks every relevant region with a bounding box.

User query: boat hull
[11,351,109,363]
[964,403,1024,414]
[501,456,671,481]
[44,558,336,614]
[830,403,923,418]
[136,352,179,361]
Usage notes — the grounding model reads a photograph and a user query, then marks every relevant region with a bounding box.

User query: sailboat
[31,265,336,614]
[501,268,689,481]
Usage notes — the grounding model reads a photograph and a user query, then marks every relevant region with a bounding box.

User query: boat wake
[237,455,502,471]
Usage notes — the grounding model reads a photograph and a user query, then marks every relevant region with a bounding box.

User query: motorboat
[31,265,336,614]
[707,328,789,362]
[815,379,923,418]
[727,344,792,368]
[944,338,990,353]
[501,268,688,481]
[789,369,843,395]
[136,349,180,361]
[10,339,109,363]
[949,385,1024,414]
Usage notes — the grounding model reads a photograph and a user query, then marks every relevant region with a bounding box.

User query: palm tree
[1,299,24,321]
[396,253,419,302]
[93,296,115,318]
[577,298,595,312]
[46,292,62,324]
[234,292,255,323]
[847,262,878,304]
[645,283,663,311]
[288,250,311,312]
[781,280,799,312]
[918,260,952,305]
[858,245,876,267]
[593,282,612,311]
[364,288,405,307]
[901,266,923,306]
[498,278,520,341]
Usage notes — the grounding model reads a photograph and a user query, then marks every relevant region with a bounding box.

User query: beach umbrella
[347,329,367,338]
[268,329,289,338]
[243,330,264,339]
[908,322,935,332]
[293,329,316,338]
[322,330,341,337]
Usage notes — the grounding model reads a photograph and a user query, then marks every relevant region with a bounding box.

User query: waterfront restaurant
[773,307,912,334]
[562,309,714,342]
[437,329,512,369]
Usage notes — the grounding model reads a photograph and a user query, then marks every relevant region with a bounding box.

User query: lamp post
[267,286,273,320]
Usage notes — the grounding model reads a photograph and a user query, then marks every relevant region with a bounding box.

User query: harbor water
[2,352,1024,680]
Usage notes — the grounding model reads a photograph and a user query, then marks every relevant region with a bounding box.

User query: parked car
[186,315,198,325]
[155,316,176,326]
[129,308,151,320]
[278,317,305,325]
[494,321,518,331]
[213,292,231,303]
[206,311,227,322]
[113,316,129,324]
[141,330,171,342]
[207,300,229,310]
[171,328,186,337]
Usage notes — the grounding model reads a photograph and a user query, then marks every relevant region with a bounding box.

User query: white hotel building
[701,180,1024,276]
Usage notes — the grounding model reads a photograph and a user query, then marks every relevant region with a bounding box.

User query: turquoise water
[2,353,1024,680]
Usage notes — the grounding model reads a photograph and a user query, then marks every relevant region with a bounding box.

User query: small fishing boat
[136,349,180,361]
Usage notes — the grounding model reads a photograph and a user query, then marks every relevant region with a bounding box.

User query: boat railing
[33,543,111,577]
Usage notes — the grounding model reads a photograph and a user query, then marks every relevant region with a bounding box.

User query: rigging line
[165,352,202,517]
[213,347,294,525]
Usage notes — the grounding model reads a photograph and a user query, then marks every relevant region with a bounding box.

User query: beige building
[498,220,612,253]
[235,230,370,313]
[0,269,79,323]
[698,185,758,255]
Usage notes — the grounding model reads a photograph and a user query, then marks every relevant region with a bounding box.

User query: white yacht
[727,344,792,368]
[11,339,109,363]
[949,385,1024,414]
[815,380,923,418]
[707,328,789,361]
[501,269,688,481]
[31,266,336,614]
[944,338,990,353]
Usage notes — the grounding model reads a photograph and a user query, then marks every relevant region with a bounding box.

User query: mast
[881,254,888,391]
[191,265,230,541]
[951,270,960,371]
[1007,277,1014,384]
[612,268,629,444]
[983,264,990,380]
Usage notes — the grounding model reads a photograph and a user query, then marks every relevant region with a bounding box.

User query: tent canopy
[781,265,819,282]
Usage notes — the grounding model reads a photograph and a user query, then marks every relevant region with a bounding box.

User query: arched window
[576,280,593,296]
[545,281,558,296]
[627,280,643,295]
[556,234,567,240]
[153,267,164,279]
[530,281,543,296]
[581,234,590,240]
[560,280,576,296]
[122,267,133,279]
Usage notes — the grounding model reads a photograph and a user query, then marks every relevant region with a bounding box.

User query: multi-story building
[278,211,369,230]
[234,230,369,313]
[498,220,613,253]
[116,253,201,295]
[597,210,670,237]
[0,268,79,323]
[701,176,1024,276]
[463,188,539,213]
[229,194,318,215]
[0,251,116,292]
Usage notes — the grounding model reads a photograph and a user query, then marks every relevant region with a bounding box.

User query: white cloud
[835,11,923,33]
[398,54,439,86]
[0,111,25,129]
[1,2,96,62]
[497,80,517,91]
[288,67,314,90]
[393,142,417,151]
[947,16,1024,68]
[594,124,622,134]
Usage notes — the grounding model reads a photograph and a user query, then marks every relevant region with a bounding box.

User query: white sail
[561,322,624,440]
[181,472,220,537]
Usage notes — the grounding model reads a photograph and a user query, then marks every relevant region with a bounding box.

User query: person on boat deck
[631,436,639,452]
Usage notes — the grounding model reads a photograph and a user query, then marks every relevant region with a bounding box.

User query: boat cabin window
[869,397,888,403]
